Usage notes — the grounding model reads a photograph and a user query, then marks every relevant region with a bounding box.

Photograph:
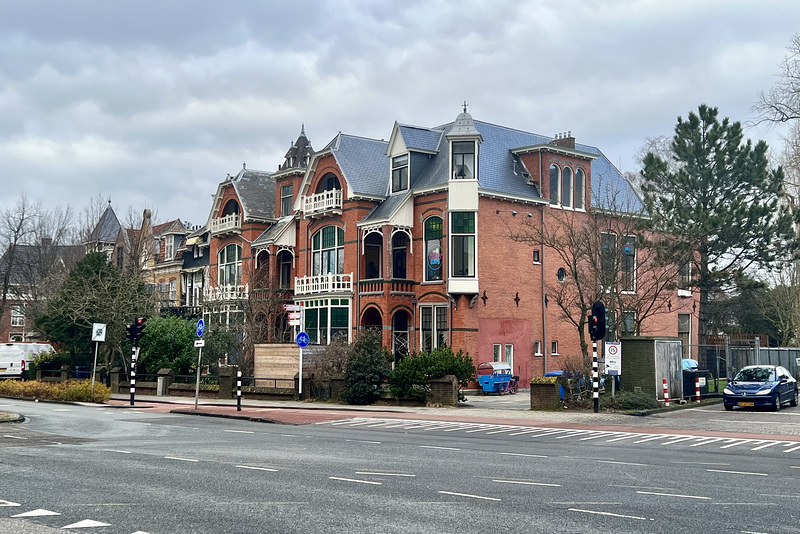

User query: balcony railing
[203,284,249,301]
[304,189,342,217]
[210,213,241,234]
[294,273,353,296]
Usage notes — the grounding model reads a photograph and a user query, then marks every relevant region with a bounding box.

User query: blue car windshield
[734,367,775,382]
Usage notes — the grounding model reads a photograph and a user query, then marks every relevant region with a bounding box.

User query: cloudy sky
[1,0,798,229]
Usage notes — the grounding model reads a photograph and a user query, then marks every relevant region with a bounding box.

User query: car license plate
[738,401,755,407]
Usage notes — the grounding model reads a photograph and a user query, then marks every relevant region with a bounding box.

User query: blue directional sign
[296,332,310,348]
[196,319,205,338]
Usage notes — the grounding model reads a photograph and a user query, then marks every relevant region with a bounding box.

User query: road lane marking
[224,430,254,434]
[568,508,649,520]
[555,431,587,439]
[632,435,668,443]
[720,440,752,449]
[236,465,278,472]
[492,479,560,487]
[507,429,548,436]
[751,442,780,451]
[346,439,382,444]
[661,437,695,445]
[61,519,112,528]
[486,428,520,435]
[690,438,722,447]
[329,477,382,485]
[3,435,27,440]
[164,456,199,462]
[0,500,21,507]
[599,460,649,467]
[11,509,61,517]
[784,445,800,453]
[605,434,637,442]
[500,452,548,458]
[579,433,611,441]
[439,491,500,501]
[637,491,710,500]
[672,461,730,466]
[103,449,132,454]
[356,472,416,477]
[707,469,768,476]
[419,445,460,451]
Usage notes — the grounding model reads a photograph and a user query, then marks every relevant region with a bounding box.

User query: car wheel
[791,388,798,407]
[724,403,733,411]
[773,392,781,411]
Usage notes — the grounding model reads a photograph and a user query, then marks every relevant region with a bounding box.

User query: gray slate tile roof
[329,134,389,198]
[87,204,121,244]
[253,216,295,246]
[397,124,443,153]
[232,169,276,221]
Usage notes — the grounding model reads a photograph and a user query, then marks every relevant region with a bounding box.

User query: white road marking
[672,461,730,466]
[3,435,27,440]
[61,519,112,528]
[632,435,668,443]
[164,456,199,462]
[346,439,382,444]
[224,430,254,434]
[579,433,612,441]
[355,472,416,477]
[605,434,637,442]
[11,509,61,517]
[637,490,710,500]
[493,479,560,487]
[500,452,548,458]
[485,427,520,435]
[419,445,460,451]
[785,445,800,453]
[751,442,780,451]
[720,440,752,449]
[103,449,132,454]
[555,431,588,439]
[329,476,382,485]
[707,469,768,476]
[507,429,548,436]
[53,409,71,412]
[690,438,722,447]
[661,437,695,445]
[599,460,648,467]
[0,500,21,507]
[568,508,649,520]
[236,465,278,472]
[439,491,500,501]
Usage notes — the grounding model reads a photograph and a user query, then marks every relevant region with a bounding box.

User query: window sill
[677,289,692,298]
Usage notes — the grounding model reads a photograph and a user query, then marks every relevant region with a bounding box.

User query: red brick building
[200,111,699,383]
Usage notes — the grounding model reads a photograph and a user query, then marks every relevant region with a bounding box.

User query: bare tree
[755,34,800,124]
[0,195,41,329]
[504,180,680,361]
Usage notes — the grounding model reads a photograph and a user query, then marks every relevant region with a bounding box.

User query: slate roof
[365,191,410,222]
[232,168,277,221]
[86,204,121,244]
[0,244,84,284]
[397,124,442,153]
[327,134,389,198]
[252,216,295,246]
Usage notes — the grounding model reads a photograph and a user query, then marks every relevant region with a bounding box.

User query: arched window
[424,217,443,282]
[562,167,573,208]
[392,232,408,279]
[312,226,345,276]
[575,168,585,210]
[316,173,341,194]
[218,243,242,286]
[278,250,293,289]
[364,232,382,279]
[549,164,560,205]
[222,199,240,216]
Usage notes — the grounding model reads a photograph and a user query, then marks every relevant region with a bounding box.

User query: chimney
[41,237,53,248]
[551,131,575,150]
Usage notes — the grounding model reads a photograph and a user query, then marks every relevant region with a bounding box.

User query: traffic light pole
[592,340,599,413]
[130,345,139,406]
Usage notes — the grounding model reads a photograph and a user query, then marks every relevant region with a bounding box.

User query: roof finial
[243,161,246,169]
[301,123,305,136]
[462,100,468,113]
[107,197,112,205]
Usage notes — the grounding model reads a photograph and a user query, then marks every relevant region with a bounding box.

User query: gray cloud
[1,0,798,226]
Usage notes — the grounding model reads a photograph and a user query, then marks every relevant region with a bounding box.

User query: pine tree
[641,104,795,341]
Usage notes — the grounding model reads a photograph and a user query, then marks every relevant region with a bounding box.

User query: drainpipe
[356,224,361,342]
[539,150,548,375]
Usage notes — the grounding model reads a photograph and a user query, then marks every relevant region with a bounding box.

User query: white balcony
[210,213,241,235]
[304,189,342,217]
[294,273,353,296]
[203,284,249,301]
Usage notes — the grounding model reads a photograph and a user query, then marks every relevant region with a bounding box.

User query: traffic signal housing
[589,301,606,341]
[126,317,147,344]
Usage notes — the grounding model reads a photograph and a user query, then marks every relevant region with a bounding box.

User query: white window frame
[574,168,586,210]
[450,212,476,278]
[218,243,243,287]
[535,341,542,356]
[281,184,293,216]
[549,164,560,205]
[493,344,502,362]
[391,154,409,193]
[504,344,513,371]
[551,340,559,355]
[10,306,24,328]
[165,236,174,261]
[451,141,476,180]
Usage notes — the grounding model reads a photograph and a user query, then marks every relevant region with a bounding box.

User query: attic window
[392,154,409,193]
[452,141,475,180]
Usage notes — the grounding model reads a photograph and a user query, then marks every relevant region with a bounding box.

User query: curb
[170,408,284,425]
[0,413,25,424]
[629,398,723,416]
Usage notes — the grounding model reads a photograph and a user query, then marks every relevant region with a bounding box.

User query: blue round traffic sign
[296,332,310,348]
[196,319,205,338]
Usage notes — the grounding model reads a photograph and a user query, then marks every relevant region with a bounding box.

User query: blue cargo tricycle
[477,362,519,395]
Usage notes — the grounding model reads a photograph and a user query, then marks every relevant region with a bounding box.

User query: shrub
[389,346,475,401]
[342,329,390,405]
[0,379,110,403]
[600,390,660,411]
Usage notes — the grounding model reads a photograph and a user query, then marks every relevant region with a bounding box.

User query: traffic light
[589,301,606,341]
[126,317,147,344]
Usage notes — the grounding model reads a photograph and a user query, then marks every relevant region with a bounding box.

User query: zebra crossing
[318,417,800,454]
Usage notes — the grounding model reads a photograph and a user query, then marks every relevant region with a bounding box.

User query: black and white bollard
[130,346,138,406]
[237,370,242,411]
[663,378,670,407]
[695,376,701,403]
[592,341,599,413]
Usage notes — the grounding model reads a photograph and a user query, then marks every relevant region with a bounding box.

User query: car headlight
[723,387,734,395]
[755,388,773,395]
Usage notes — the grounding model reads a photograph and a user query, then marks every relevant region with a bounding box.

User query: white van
[0,343,55,378]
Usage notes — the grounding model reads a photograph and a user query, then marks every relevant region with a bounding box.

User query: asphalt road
[0,399,798,533]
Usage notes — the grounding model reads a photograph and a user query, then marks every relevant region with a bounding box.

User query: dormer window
[281,184,293,216]
[452,141,475,180]
[392,154,409,193]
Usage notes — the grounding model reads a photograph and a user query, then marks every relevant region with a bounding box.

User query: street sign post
[90,323,106,400]
[296,329,309,395]
[196,319,205,338]
[194,319,205,410]
[605,341,622,399]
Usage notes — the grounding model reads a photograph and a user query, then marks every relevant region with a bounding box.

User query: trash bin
[682,369,710,399]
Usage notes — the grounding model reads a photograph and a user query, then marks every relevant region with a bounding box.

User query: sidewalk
[107,394,800,442]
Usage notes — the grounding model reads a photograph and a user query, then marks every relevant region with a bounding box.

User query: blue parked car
[723,365,798,411]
